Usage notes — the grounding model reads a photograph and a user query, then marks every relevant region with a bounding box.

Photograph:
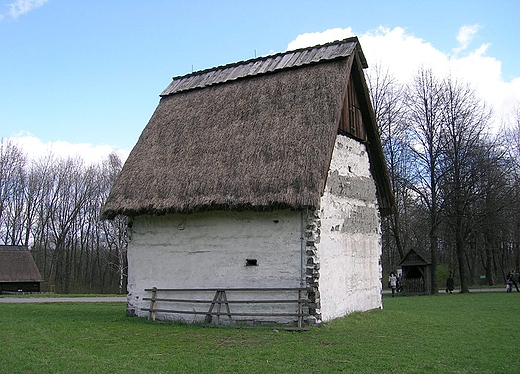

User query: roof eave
[350,46,396,216]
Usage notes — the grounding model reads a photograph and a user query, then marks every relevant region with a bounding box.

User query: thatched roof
[0,245,43,283]
[102,37,394,219]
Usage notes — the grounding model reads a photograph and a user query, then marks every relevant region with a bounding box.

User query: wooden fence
[142,287,309,330]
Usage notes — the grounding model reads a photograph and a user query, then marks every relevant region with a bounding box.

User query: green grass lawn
[1,292,517,373]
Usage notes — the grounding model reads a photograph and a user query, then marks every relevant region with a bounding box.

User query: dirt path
[2,287,511,302]
[383,287,508,295]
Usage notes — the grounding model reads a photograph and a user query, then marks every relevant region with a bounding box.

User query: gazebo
[399,249,431,295]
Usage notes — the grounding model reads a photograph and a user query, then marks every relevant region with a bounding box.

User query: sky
[1,0,519,164]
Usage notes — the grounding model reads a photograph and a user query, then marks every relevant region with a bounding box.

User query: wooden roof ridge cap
[160,37,362,96]
[176,36,360,79]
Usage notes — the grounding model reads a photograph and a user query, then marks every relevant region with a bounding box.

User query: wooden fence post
[297,288,303,329]
[150,287,157,321]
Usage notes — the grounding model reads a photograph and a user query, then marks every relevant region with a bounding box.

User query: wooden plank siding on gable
[339,74,367,142]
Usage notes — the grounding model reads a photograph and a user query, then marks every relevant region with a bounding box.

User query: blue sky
[1,0,519,162]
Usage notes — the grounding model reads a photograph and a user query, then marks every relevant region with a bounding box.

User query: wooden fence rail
[142,287,309,329]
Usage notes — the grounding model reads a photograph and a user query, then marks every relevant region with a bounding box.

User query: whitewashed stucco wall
[126,210,304,320]
[126,134,383,324]
[316,135,383,321]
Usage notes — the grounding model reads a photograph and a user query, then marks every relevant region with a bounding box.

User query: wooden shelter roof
[0,245,43,283]
[101,37,394,219]
[399,248,432,266]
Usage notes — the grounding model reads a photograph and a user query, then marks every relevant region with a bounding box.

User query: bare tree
[503,105,520,276]
[98,153,127,294]
[0,141,127,293]
[513,106,520,272]
[42,157,100,292]
[0,140,27,245]
[449,134,512,287]
[440,76,492,293]
[510,104,520,169]
[405,68,446,294]
[30,154,61,283]
[367,65,410,266]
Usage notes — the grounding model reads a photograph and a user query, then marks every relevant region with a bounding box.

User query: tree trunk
[455,216,470,293]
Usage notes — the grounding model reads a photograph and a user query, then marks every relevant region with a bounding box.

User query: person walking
[510,271,519,292]
[506,272,513,292]
[396,274,403,293]
[389,272,397,298]
[446,273,455,293]
[506,271,519,292]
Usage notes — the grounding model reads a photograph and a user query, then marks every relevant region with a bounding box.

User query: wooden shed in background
[399,248,431,295]
[0,245,43,293]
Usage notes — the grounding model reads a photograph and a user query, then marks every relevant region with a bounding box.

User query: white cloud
[453,24,481,54]
[287,27,355,51]
[286,26,520,131]
[8,132,129,165]
[0,0,47,20]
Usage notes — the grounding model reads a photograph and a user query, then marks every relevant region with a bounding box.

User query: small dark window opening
[246,259,258,266]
